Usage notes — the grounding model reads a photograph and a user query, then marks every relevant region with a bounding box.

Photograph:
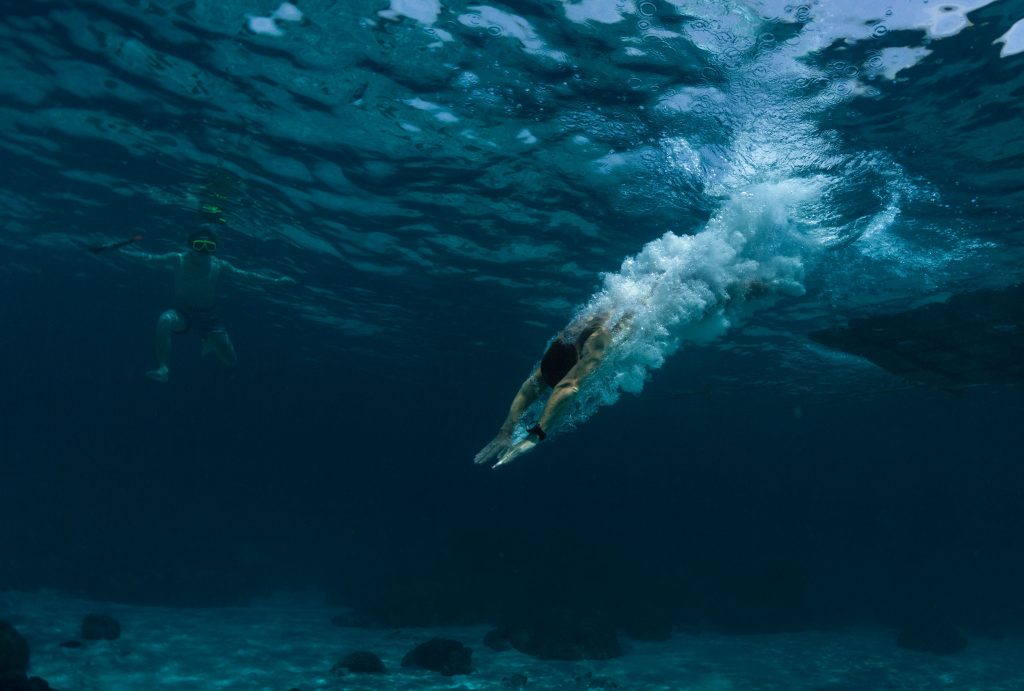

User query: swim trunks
[176,308,227,335]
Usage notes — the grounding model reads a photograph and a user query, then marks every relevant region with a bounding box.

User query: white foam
[271,2,303,22]
[561,0,633,25]
[379,0,441,25]
[458,6,569,63]
[995,17,1024,57]
[246,15,282,36]
[517,128,538,144]
[540,180,827,433]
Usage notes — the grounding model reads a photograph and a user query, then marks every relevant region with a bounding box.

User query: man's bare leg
[147,309,185,383]
[202,331,238,367]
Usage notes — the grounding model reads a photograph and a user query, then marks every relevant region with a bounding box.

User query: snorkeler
[120,225,295,383]
[474,312,617,469]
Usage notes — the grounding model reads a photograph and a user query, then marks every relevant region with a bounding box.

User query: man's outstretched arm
[220,260,296,285]
[474,368,546,466]
[119,247,181,269]
[492,326,611,468]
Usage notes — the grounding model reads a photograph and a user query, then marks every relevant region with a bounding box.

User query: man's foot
[146,366,169,383]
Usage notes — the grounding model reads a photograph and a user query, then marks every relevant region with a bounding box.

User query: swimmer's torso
[173,253,223,311]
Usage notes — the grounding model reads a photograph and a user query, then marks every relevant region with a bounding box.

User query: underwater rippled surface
[4,0,1022,358]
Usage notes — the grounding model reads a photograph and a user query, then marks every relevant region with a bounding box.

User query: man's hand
[474,430,512,466]
[493,435,539,469]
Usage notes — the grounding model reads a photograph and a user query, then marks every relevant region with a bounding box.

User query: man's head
[188,227,218,254]
[540,338,579,388]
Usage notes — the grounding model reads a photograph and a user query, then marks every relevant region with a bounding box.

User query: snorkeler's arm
[119,248,181,268]
[474,369,545,465]
[493,327,611,468]
[219,260,296,285]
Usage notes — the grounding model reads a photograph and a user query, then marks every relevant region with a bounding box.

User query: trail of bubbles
[519,3,911,436]
[559,179,817,430]
[537,162,910,434]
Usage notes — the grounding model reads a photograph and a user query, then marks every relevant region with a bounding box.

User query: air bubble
[872,24,888,37]
[639,1,656,17]
[638,19,650,30]
[827,60,846,75]
[487,25,502,36]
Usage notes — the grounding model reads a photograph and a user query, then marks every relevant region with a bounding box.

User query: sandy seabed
[3,590,1022,690]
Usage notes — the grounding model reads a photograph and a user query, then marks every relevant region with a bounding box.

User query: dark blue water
[2,0,1024,672]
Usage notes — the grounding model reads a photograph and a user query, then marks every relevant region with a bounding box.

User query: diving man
[473,275,777,468]
[121,225,294,383]
[474,313,615,469]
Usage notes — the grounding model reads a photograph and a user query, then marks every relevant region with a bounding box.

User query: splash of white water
[548,179,818,430]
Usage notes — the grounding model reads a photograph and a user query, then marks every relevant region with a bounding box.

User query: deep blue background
[3,255,1022,633]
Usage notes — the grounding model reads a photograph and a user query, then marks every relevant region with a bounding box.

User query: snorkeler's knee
[159,309,184,325]
[218,337,238,365]
[157,309,185,331]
